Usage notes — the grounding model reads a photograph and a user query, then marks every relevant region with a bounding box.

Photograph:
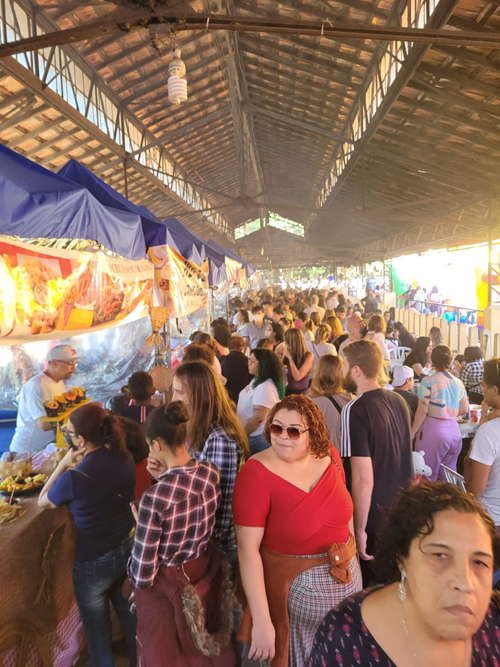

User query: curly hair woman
[237,348,286,455]
[233,395,361,667]
[310,482,500,667]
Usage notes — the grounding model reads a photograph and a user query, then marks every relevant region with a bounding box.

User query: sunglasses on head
[269,423,309,440]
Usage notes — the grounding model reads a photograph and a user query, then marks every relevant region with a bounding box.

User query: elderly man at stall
[10,344,80,454]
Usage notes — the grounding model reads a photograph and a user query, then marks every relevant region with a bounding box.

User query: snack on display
[64,390,77,407]
[53,395,68,412]
[73,387,86,403]
[0,473,48,494]
[44,400,59,417]
[0,452,32,479]
[0,498,26,524]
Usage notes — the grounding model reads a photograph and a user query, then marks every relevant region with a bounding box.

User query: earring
[398,569,407,601]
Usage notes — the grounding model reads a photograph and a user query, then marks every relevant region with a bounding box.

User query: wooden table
[0,453,84,666]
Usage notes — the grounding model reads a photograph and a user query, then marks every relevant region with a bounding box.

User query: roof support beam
[128,106,231,158]
[3,9,500,61]
[306,0,460,237]
[0,54,228,237]
[245,103,357,145]
[213,0,266,205]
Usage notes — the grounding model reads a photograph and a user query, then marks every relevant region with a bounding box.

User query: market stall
[0,145,155,666]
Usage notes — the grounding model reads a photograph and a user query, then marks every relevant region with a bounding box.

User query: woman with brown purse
[233,395,362,666]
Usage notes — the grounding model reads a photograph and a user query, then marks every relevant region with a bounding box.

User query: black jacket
[220,351,253,404]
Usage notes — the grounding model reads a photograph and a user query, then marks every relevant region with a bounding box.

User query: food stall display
[41,395,91,449]
[0,237,153,344]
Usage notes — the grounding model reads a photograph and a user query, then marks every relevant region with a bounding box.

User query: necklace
[401,598,421,666]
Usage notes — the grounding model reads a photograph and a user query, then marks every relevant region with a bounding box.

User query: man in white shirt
[10,344,81,454]
[326,291,339,311]
[241,306,270,350]
[339,315,365,359]
[465,359,500,529]
[304,295,325,319]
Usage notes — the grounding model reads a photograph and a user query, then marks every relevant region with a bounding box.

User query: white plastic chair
[440,464,466,492]
[388,346,412,371]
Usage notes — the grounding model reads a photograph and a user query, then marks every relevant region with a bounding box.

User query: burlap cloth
[0,456,76,635]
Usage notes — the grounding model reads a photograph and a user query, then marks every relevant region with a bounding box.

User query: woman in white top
[307,324,337,373]
[235,309,250,337]
[237,348,285,456]
[365,314,390,363]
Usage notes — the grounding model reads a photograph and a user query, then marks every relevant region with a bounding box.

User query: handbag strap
[325,394,343,415]
[73,468,126,501]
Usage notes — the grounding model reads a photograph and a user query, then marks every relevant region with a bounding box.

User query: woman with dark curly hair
[237,348,286,455]
[233,395,361,666]
[310,481,500,667]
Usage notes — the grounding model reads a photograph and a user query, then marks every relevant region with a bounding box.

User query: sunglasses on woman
[269,423,309,440]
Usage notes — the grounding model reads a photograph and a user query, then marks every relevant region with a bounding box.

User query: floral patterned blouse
[308,587,500,667]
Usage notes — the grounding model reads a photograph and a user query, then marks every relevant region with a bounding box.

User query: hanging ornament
[168,48,188,105]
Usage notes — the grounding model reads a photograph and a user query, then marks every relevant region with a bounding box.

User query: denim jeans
[73,535,137,667]
[248,433,270,456]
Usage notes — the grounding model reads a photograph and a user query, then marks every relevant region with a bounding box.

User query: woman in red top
[233,395,362,667]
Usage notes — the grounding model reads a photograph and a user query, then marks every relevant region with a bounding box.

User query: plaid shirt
[461,360,484,394]
[127,460,220,591]
[193,424,242,553]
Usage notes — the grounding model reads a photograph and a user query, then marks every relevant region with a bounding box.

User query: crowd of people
[26,283,500,667]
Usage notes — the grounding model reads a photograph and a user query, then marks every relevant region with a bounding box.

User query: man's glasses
[58,360,77,368]
[269,424,309,440]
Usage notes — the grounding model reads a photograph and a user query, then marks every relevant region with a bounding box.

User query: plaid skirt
[287,553,362,667]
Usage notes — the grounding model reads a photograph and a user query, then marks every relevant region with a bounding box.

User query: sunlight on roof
[235,212,305,239]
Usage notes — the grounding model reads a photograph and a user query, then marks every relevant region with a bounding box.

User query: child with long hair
[127,401,234,667]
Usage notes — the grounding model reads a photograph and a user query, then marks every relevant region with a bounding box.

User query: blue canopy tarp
[206,239,256,278]
[161,217,209,267]
[57,160,193,261]
[0,144,146,260]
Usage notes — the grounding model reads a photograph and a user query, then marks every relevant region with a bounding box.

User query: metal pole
[206,289,212,333]
[488,217,493,308]
[166,319,171,368]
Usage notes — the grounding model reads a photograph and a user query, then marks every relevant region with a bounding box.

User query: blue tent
[57,160,193,261]
[206,239,256,278]
[0,144,146,260]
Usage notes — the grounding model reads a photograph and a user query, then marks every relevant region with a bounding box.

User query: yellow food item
[0,498,27,524]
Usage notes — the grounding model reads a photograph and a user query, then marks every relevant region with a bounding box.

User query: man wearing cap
[10,344,80,454]
[392,365,418,422]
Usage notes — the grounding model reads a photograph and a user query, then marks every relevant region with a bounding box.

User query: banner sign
[148,245,209,318]
[0,238,153,343]
[225,256,242,285]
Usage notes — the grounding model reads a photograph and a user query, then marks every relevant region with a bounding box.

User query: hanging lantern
[168,48,187,105]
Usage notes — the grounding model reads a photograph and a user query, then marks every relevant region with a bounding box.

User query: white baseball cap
[47,344,83,362]
[392,365,413,387]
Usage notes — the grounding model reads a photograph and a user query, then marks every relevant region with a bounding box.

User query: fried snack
[44,400,59,417]
[72,387,86,403]
[0,498,26,524]
[53,395,68,412]
[64,390,77,406]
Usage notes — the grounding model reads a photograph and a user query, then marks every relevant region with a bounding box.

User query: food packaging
[0,452,32,478]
